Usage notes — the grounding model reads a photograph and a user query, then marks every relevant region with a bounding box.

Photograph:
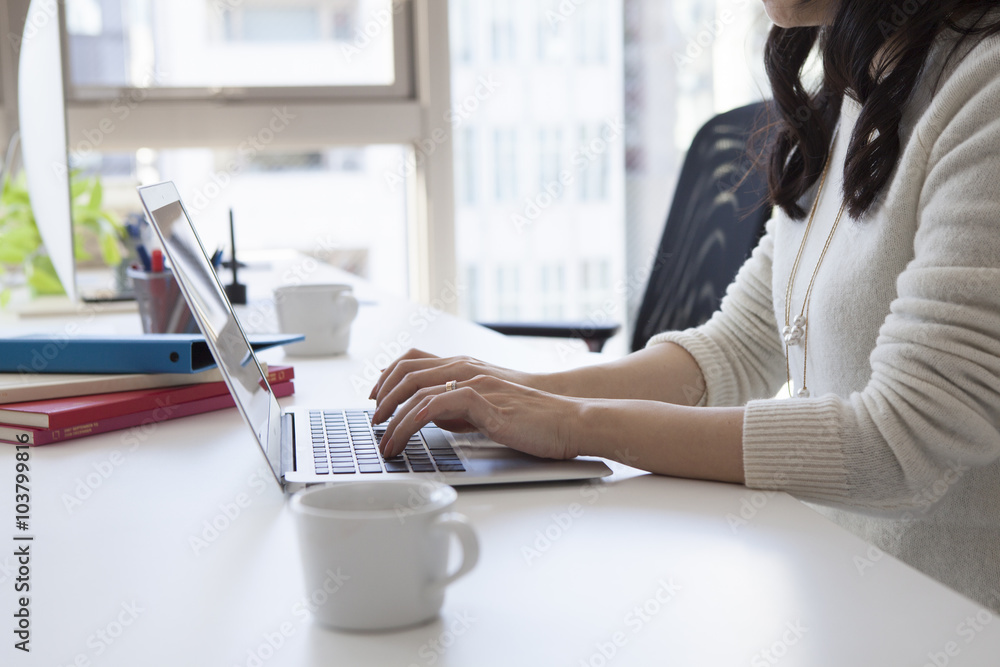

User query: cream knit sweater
[649,29,1000,612]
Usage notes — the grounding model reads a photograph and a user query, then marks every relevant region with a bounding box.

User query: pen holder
[127,268,199,334]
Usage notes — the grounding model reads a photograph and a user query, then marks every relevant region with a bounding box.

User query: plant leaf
[26,255,66,296]
[88,178,103,210]
[99,229,122,266]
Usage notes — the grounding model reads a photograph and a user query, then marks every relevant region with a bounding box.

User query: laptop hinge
[280,413,295,477]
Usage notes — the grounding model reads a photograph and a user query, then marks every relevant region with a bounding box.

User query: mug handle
[428,512,479,590]
[337,291,359,322]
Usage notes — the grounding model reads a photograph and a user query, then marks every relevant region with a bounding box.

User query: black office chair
[479,100,773,352]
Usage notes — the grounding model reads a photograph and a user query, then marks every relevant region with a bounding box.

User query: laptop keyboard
[308,410,466,475]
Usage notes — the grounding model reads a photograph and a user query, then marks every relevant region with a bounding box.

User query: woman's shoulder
[929,16,1000,99]
[908,21,1000,145]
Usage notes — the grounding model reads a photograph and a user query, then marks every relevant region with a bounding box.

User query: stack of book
[0,365,295,446]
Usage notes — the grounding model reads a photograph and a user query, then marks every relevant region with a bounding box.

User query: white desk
[2,254,999,666]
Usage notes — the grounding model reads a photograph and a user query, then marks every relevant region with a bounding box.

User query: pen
[136,244,152,272]
[151,249,164,273]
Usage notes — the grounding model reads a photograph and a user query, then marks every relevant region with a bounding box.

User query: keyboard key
[384,460,409,472]
[410,463,436,473]
[422,428,455,449]
[358,464,383,474]
[332,467,357,475]
[436,463,466,472]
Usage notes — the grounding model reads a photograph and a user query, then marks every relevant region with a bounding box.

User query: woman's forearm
[574,399,745,483]
[530,342,707,406]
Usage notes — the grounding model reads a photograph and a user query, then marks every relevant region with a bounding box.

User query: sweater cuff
[743,394,851,503]
[646,329,740,407]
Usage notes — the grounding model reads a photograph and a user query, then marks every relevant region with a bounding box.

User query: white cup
[290,480,479,631]
[274,283,359,356]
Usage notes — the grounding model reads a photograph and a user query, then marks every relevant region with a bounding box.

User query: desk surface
[2,254,999,666]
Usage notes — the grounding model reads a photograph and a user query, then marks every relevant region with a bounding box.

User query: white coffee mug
[290,480,479,631]
[274,283,359,356]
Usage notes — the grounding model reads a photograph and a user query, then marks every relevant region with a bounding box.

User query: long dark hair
[765,1,1000,220]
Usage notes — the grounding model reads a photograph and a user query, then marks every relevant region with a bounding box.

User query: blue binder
[0,333,305,374]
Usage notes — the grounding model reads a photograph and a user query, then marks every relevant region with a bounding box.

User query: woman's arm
[376,371,746,484]
[577,401,746,483]
[533,343,707,405]
[370,341,707,424]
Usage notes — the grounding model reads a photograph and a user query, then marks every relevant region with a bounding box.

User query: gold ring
[445,380,457,392]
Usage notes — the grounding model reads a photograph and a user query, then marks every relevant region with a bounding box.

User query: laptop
[137,181,612,492]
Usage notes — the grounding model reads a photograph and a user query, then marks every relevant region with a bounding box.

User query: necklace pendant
[782,323,805,346]
[796,387,811,398]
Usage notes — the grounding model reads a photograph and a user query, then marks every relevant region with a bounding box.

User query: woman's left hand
[378,375,584,461]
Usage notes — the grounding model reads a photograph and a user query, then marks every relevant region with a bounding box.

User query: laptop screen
[137,181,283,484]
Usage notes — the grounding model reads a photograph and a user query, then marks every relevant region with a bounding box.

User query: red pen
[151,249,164,273]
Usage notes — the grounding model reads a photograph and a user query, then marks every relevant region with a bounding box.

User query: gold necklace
[783,135,849,399]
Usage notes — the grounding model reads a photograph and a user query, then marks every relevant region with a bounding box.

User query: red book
[0,380,295,446]
[0,365,294,429]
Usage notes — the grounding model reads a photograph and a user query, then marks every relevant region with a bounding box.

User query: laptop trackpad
[452,432,559,473]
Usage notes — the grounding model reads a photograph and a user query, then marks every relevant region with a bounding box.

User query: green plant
[0,170,124,306]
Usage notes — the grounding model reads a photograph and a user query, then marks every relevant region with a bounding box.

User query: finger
[380,393,436,458]
[383,388,498,459]
[380,382,447,455]
[372,357,452,417]
[369,348,435,400]
[373,359,470,424]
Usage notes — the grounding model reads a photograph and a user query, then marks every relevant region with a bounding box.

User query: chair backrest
[631,100,773,352]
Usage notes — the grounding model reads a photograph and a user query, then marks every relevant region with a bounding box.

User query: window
[455,126,478,205]
[462,265,480,320]
[450,0,626,340]
[538,127,563,193]
[578,125,610,201]
[490,2,516,63]
[537,2,568,62]
[72,144,411,296]
[452,0,475,63]
[496,264,520,320]
[576,0,608,65]
[580,258,612,316]
[493,128,518,202]
[225,8,323,42]
[539,264,565,320]
[65,0,407,92]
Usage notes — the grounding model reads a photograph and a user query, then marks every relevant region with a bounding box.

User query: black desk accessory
[223,208,247,305]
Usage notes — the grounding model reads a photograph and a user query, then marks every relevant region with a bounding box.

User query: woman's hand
[377,374,584,461]
[369,348,538,425]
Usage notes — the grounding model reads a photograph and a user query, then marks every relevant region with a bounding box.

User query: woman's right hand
[369,348,538,426]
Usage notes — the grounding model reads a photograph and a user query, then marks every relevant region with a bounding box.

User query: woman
[373,0,1000,612]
